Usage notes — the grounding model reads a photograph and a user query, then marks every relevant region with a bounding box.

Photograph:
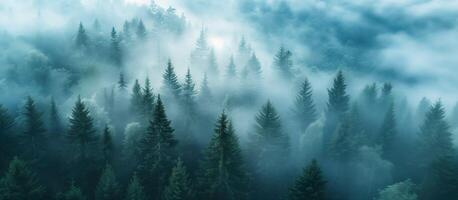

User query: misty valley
[1,1,458,200]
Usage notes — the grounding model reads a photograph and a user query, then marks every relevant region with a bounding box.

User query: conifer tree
[207,48,219,75]
[274,46,293,79]
[323,71,350,148]
[95,164,119,200]
[226,56,237,79]
[378,103,397,160]
[67,96,97,161]
[22,96,47,160]
[242,53,262,79]
[125,172,146,200]
[379,83,393,108]
[162,59,181,98]
[0,105,14,168]
[102,125,114,164]
[163,158,193,200]
[195,28,209,52]
[142,77,155,118]
[138,96,178,199]
[49,97,63,135]
[56,182,86,200]
[76,22,88,49]
[122,21,132,43]
[293,77,317,131]
[421,156,458,200]
[329,115,357,161]
[111,27,122,67]
[199,73,212,103]
[136,20,147,40]
[376,179,417,200]
[288,159,326,200]
[361,83,377,106]
[130,79,143,117]
[0,157,45,200]
[181,69,197,128]
[198,112,249,200]
[118,73,127,91]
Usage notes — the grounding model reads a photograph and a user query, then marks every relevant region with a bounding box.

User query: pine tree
[22,96,47,160]
[252,101,289,154]
[0,105,14,169]
[379,83,393,108]
[226,56,237,79]
[122,21,132,43]
[195,28,209,52]
[67,96,97,161]
[181,68,197,128]
[162,59,181,98]
[242,53,262,79]
[111,27,122,67]
[75,22,88,49]
[163,158,193,200]
[56,182,86,200]
[49,97,63,135]
[0,157,45,200]
[293,77,317,131]
[125,173,146,200]
[323,71,350,148]
[361,83,377,106]
[95,164,119,200]
[138,96,178,199]
[198,112,249,200]
[130,79,143,117]
[288,159,326,200]
[199,73,212,103]
[419,101,454,165]
[118,73,127,91]
[142,77,155,118]
[136,20,147,40]
[207,48,219,75]
[329,115,357,161]
[421,156,458,200]
[274,46,293,79]
[102,125,114,164]
[378,103,397,160]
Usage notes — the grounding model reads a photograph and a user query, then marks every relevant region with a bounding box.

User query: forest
[1,0,458,200]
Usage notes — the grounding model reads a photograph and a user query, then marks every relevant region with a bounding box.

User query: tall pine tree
[226,55,237,79]
[95,164,119,200]
[110,27,122,67]
[142,77,155,119]
[162,59,181,98]
[125,173,146,200]
[378,103,397,160]
[274,46,293,79]
[102,125,114,164]
[21,96,47,160]
[75,22,88,50]
[207,48,219,75]
[289,159,326,200]
[163,158,193,200]
[293,77,317,131]
[0,105,14,169]
[130,79,143,118]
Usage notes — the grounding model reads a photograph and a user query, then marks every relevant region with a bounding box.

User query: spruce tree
[102,125,114,164]
[130,79,143,117]
[199,73,212,103]
[163,158,193,200]
[138,96,178,199]
[198,112,249,200]
[242,53,262,79]
[122,21,132,43]
[0,157,45,200]
[421,156,458,200]
[75,22,88,49]
[142,77,155,118]
[274,46,293,79]
[181,68,197,129]
[49,97,63,135]
[293,77,317,131]
[329,115,357,161]
[118,73,127,91]
[22,96,47,160]
[162,59,181,98]
[95,164,119,200]
[0,105,14,169]
[125,173,146,200]
[378,103,397,160]
[67,96,97,161]
[288,159,326,200]
[207,48,219,75]
[136,20,147,40]
[56,182,86,200]
[111,27,122,67]
[226,55,237,79]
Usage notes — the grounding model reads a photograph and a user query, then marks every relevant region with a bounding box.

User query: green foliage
[376,179,417,200]
[162,59,181,98]
[75,22,88,49]
[111,27,122,67]
[130,79,144,118]
[289,159,326,200]
[56,182,86,200]
[49,97,63,134]
[102,125,114,164]
[0,105,15,168]
[378,103,397,160]
[198,112,249,200]
[253,101,289,153]
[142,77,155,118]
[274,46,293,79]
[125,173,146,200]
[95,164,119,200]
[21,96,47,160]
[293,77,317,131]
[163,158,193,200]
[0,157,45,200]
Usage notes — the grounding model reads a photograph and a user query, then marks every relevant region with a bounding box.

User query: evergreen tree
[142,77,155,118]
[95,164,119,200]
[416,97,431,124]
[138,96,178,199]
[288,159,326,200]
[163,158,193,200]
[237,36,251,65]
[199,73,212,103]
[102,125,114,164]
[136,20,147,40]
[162,59,181,98]
[274,46,293,79]
[207,48,219,75]
[122,21,132,43]
[21,96,47,160]
[242,53,262,79]
[421,156,458,200]
[110,27,122,67]
[198,112,249,200]
[0,105,14,169]
[67,96,97,161]
[130,79,143,117]
[323,71,350,149]
[226,56,237,79]
[56,182,86,200]
[75,22,88,49]
[378,103,397,160]
[293,77,317,131]
[0,157,45,200]
[118,73,127,91]
[49,97,63,135]
[125,173,146,200]
[329,115,357,161]
[196,28,209,52]
[379,83,393,108]
[361,83,378,106]
[376,179,417,200]
[181,68,197,128]
[419,101,454,165]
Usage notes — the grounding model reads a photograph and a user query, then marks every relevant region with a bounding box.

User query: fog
[1,1,458,200]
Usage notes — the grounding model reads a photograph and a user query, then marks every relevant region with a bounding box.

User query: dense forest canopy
[1,0,458,199]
